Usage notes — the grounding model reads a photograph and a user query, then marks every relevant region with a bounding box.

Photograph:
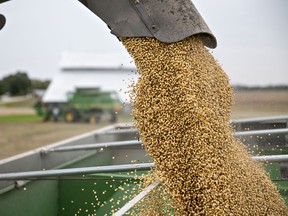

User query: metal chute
[79,0,217,48]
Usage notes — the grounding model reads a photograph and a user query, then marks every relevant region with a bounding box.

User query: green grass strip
[0,114,42,122]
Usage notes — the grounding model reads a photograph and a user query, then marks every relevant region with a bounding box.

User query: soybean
[121,36,287,215]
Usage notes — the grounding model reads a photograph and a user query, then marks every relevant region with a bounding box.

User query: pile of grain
[121,36,287,215]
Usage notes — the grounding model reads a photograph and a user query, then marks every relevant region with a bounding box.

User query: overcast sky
[0,0,287,86]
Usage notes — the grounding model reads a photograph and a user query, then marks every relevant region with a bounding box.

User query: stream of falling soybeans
[120,36,287,215]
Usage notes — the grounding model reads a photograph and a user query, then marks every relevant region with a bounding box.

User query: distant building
[42,52,138,105]
[32,89,46,98]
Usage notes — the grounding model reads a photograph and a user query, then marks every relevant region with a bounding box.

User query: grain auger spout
[79,0,217,49]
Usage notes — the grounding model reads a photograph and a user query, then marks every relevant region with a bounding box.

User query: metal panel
[79,0,216,48]
[0,180,58,216]
[0,124,134,191]
[2,155,288,180]
[232,116,288,131]
[114,181,161,216]
[0,163,154,180]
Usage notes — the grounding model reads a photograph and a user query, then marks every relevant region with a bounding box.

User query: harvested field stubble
[121,36,287,215]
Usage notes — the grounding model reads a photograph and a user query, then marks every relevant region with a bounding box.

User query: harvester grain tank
[64,88,121,123]
[33,88,122,123]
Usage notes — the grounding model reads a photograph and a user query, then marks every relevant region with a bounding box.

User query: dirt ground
[0,122,109,159]
[0,107,34,115]
[0,90,287,160]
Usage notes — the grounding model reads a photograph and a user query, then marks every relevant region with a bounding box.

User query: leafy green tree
[31,79,50,90]
[1,71,32,96]
[0,80,4,95]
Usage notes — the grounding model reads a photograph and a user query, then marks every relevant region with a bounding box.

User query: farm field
[0,89,287,160]
[232,90,288,118]
[0,101,133,159]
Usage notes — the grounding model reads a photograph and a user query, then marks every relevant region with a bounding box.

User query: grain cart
[0,116,288,216]
[64,88,121,123]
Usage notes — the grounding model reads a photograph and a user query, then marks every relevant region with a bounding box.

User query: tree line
[0,71,50,96]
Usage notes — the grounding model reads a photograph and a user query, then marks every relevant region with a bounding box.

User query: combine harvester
[34,88,122,123]
[0,0,287,215]
[64,88,121,123]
